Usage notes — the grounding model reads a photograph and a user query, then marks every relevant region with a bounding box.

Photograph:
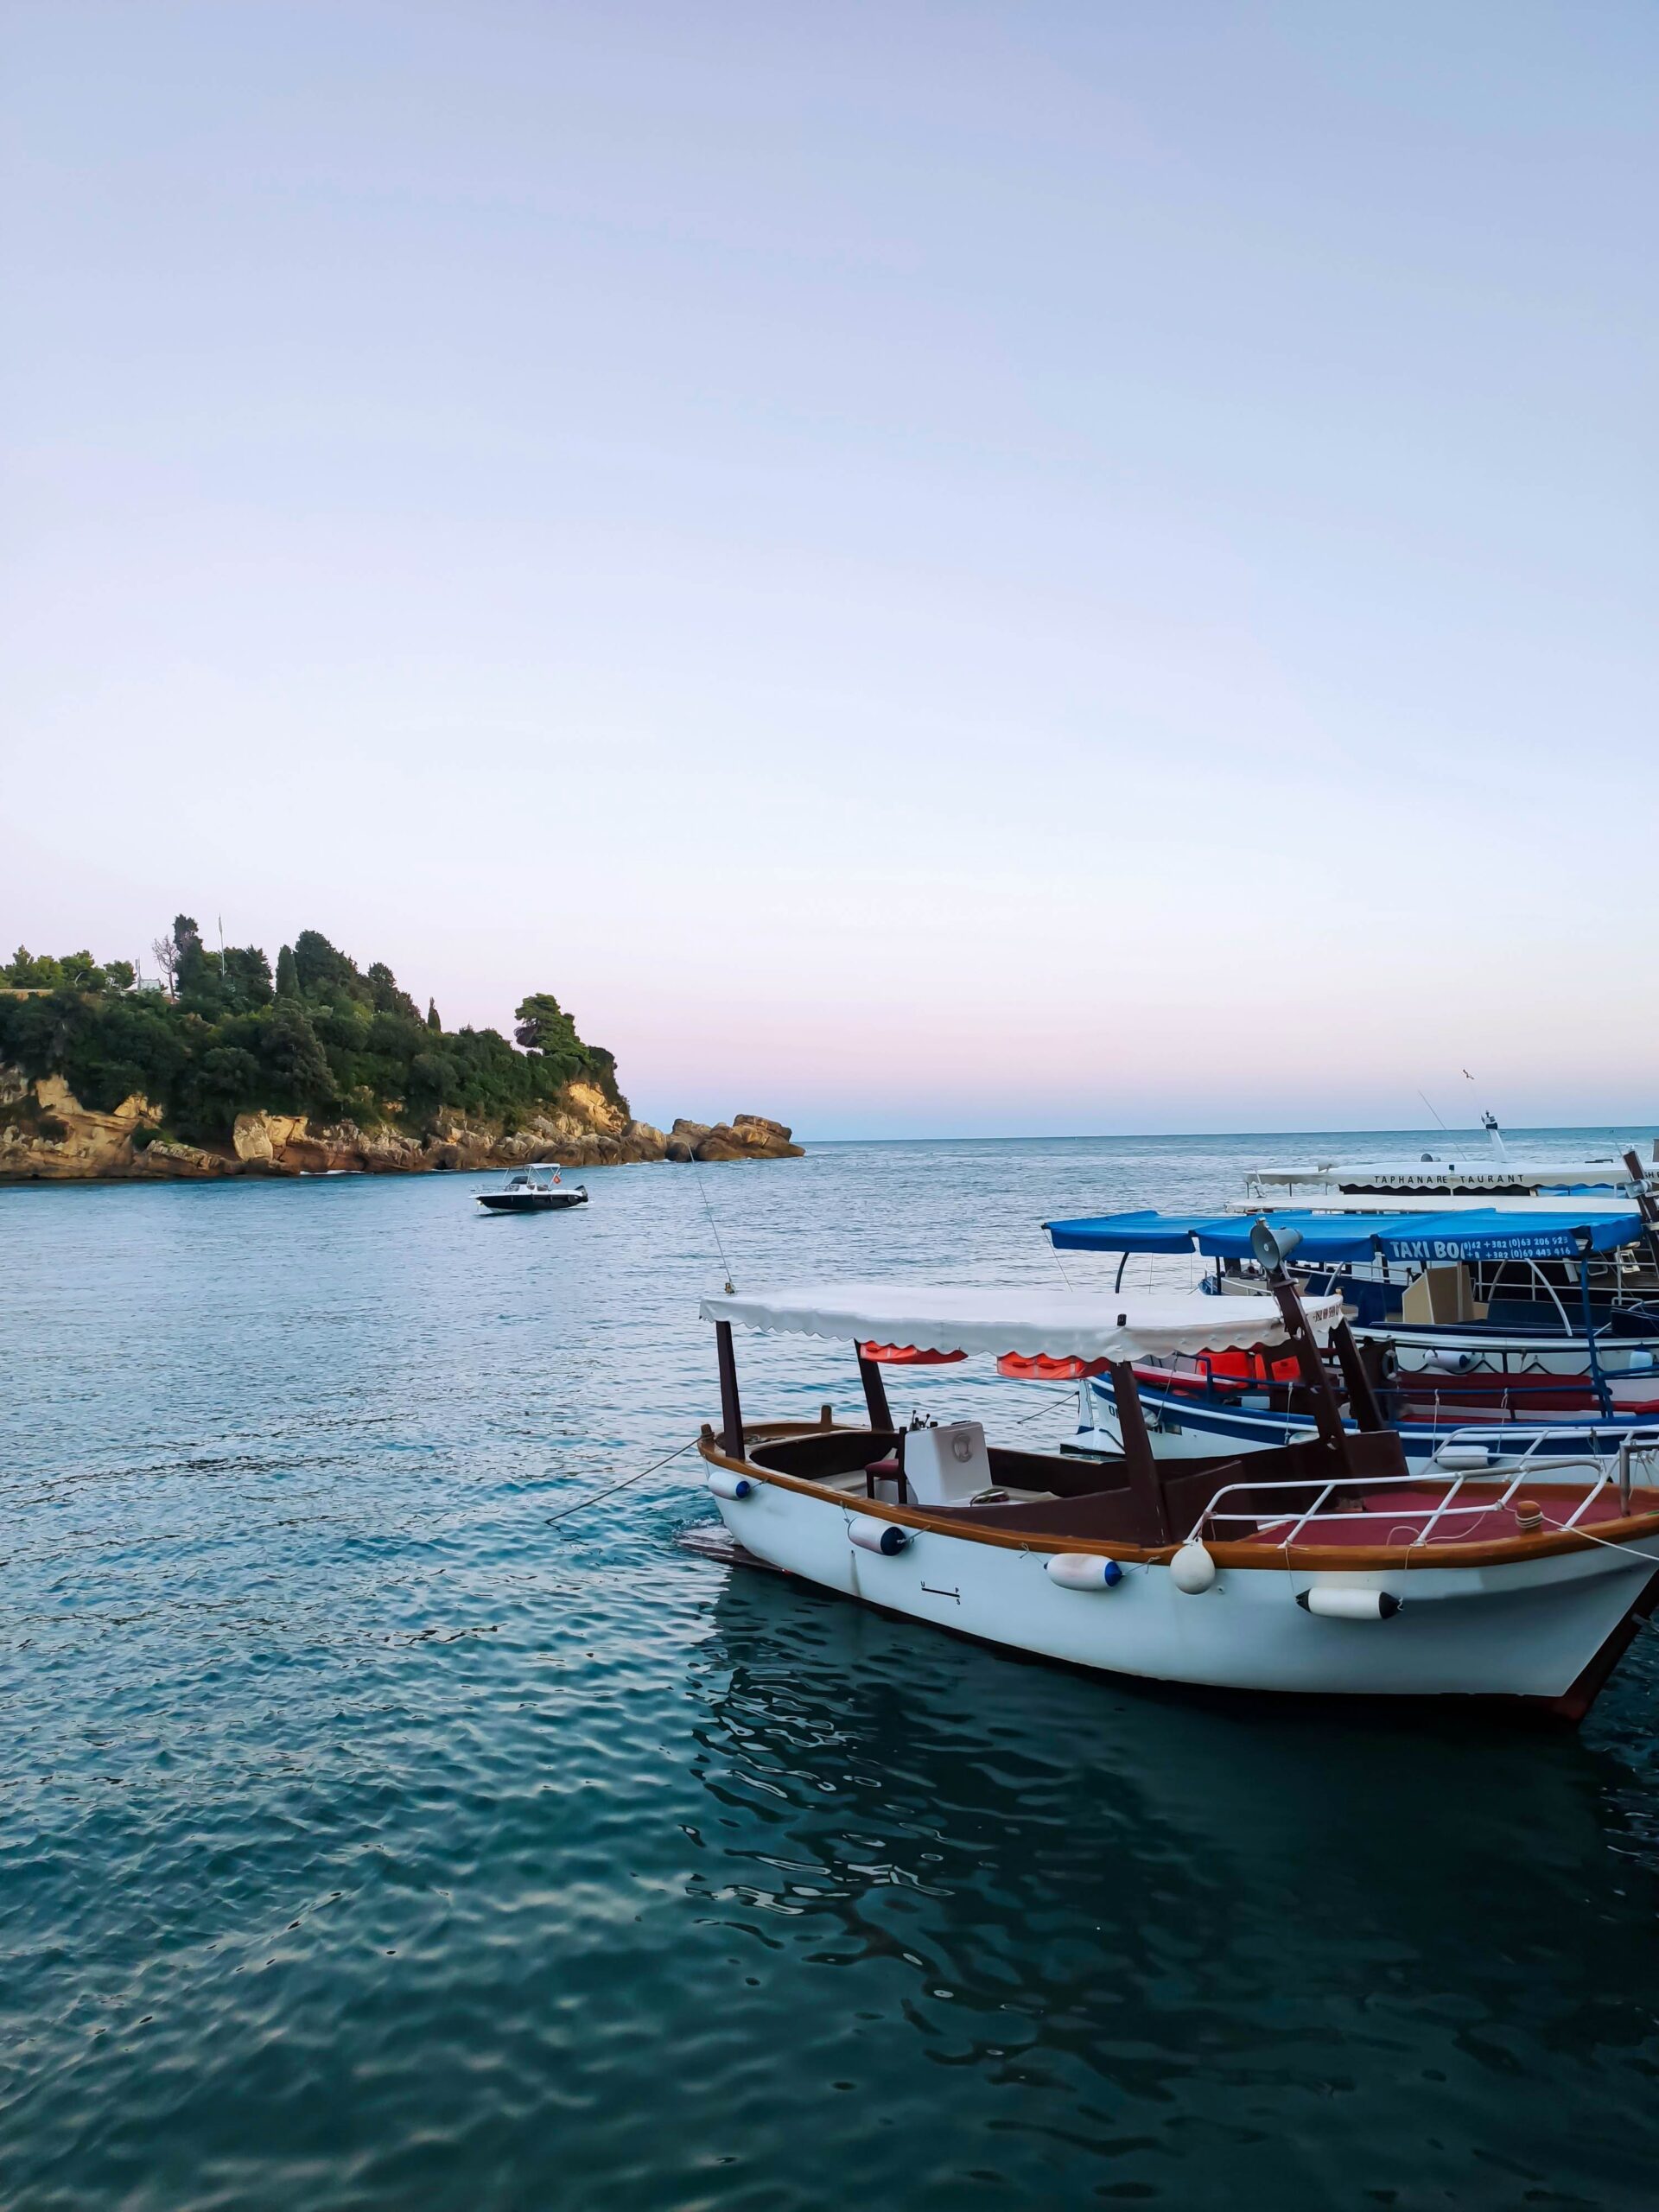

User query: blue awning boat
[1045,1206,1649,1265]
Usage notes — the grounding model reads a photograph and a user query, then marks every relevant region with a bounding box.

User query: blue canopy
[1044,1207,1649,1266]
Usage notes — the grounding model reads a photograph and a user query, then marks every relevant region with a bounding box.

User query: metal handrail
[1192,1450,1659,1548]
[1428,1421,1659,1459]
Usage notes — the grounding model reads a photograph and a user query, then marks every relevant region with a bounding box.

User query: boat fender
[1170,1541,1217,1594]
[1045,1554,1124,1591]
[1297,1586,1401,1622]
[849,1515,910,1556]
[1626,1350,1656,1374]
[1427,1350,1476,1375]
[1434,1445,1492,1471]
[707,1469,753,1501]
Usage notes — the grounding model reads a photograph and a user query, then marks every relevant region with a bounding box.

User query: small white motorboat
[693,1241,1659,1720]
[475,1166,588,1214]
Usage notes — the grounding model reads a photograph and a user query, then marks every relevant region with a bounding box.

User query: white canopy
[700,1282,1344,1364]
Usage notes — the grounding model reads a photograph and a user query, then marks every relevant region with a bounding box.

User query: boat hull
[705,1469,1658,1703]
[475,1191,588,1212]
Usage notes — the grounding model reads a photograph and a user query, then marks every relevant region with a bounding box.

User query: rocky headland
[0,925,803,1184]
[0,1074,802,1182]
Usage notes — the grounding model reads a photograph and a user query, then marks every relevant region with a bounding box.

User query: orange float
[996,1352,1109,1383]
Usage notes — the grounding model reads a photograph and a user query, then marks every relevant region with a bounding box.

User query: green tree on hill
[257,999,336,1115]
[0,914,624,1149]
[3,947,130,992]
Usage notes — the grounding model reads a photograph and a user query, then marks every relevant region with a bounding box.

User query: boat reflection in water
[680,1557,1659,2206]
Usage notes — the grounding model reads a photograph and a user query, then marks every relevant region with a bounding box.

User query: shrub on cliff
[514,994,621,1105]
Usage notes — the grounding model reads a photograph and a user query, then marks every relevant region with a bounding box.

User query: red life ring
[996,1352,1109,1383]
[859,1341,967,1366]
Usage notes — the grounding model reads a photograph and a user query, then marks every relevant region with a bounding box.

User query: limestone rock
[695,1135,747,1161]
[734,1114,794,1145]
[0,1071,162,1180]
[685,1113,804,1162]
[0,1061,804,1183]
[232,1110,310,1167]
[131,1138,240,1178]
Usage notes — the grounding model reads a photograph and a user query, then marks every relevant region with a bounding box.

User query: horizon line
[789,1121,1658,1146]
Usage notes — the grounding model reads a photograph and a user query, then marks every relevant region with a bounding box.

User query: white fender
[1045,1554,1124,1591]
[1170,1541,1217,1593]
[707,1468,753,1501]
[1434,1444,1492,1471]
[1298,1586,1402,1621]
[849,1515,910,1556]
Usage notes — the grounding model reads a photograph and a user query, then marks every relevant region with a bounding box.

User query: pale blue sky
[3,3,1655,1135]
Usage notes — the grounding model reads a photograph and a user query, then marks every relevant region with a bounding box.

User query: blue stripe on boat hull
[1082,1377,1659,1470]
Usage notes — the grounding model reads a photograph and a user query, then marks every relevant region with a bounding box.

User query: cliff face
[0,1068,801,1181]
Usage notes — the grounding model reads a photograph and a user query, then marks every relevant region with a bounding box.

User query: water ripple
[3,1137,1659,2209]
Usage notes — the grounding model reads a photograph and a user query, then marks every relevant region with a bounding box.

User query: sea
[5,1128,1659,2212]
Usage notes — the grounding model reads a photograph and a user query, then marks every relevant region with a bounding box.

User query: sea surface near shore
[5,1129,1659,2211]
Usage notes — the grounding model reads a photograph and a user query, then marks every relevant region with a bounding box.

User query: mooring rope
[1005,1387,1081,1428]
[1538,1508,1659,1569]
[545,1437,701,1526]
[686,1147,736,1293]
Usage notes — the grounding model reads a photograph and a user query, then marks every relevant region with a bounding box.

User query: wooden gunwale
[696,1423,1659,1573]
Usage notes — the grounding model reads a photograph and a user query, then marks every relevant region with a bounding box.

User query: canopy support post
[856,1348,893,1433]
[1106,1363,1171,1545]
[1580,1256,1613,1421]
[1331,1318,1387,1432]
[1622,1149,1659,1287]
[715,1319,745,1458]
[1268,1279,1350,1459]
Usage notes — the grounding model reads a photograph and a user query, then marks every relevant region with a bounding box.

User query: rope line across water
[546,1437,701,1525]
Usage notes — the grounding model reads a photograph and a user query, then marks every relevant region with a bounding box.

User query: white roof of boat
[701,1283,1344,1363]
[1224,1192,1642,1217]
[1252,1160,1628,1185]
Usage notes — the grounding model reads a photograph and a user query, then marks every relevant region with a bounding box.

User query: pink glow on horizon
[3,6,1655,1138]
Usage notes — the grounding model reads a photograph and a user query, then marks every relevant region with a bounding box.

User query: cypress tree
[276,944,300,999]
[427,1000,442,1032]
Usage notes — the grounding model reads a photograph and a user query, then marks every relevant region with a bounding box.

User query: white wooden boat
[694,1261,1659,1719]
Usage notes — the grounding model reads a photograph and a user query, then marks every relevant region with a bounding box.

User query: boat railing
[1428,1420,1659,1459]
[1192,1445,1659,1551]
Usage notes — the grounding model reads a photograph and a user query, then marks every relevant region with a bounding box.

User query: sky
[3,2,1656,1137]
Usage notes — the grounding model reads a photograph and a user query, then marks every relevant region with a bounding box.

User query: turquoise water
[5,1131,1659,2210]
